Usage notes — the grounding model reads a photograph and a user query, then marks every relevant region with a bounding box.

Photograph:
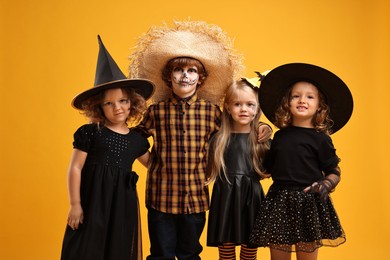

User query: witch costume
[249,63,353,252]
[61,36,154,260]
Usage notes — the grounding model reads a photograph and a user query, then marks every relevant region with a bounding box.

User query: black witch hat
[72,35,155,109]
[258,63,353,134]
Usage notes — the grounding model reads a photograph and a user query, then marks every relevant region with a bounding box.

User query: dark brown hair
[162,57,208,88]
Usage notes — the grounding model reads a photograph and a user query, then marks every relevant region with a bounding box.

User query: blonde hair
[274,81,334,134]
[207,80,270,184]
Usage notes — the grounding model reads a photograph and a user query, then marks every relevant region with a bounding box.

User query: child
[61,36,155,260]
[128,21,272,259]
[206,77,270,260]
[249,63,353,260]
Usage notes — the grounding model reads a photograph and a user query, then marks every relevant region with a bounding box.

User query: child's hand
[303,174,340,202]
[303,181,329,201]
[258,123,272,143]
[67,204,84,230]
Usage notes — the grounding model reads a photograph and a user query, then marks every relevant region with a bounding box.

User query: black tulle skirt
[249,183,346,252]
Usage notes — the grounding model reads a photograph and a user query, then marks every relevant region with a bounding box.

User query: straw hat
[72,35,155,110]
[258,63,353,134]
[129,20,244,105]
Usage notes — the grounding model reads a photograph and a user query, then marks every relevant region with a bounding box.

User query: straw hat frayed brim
[259,63,353,134]
[129,20,244,105]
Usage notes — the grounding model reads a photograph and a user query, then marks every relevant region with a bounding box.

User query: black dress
[249,126,346,252]
[61,124,149,260]
[207,133,264,247]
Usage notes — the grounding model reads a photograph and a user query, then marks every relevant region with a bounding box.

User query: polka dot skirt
[249,184,346,252]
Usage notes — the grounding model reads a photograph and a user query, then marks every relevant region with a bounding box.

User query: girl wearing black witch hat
[249,63,353,260]
[61,36,155,260]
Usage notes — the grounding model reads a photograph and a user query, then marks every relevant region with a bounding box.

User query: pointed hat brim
[72,78,155,109]
[72,36,155,110]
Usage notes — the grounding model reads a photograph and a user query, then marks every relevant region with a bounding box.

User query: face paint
[171,65,200,98]
[172,66,199,85]
[226,89,258,133]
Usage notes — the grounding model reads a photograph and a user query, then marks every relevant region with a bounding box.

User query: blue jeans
[146,208,206,260]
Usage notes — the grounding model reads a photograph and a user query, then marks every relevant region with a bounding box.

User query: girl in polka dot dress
[249,63,353,260]
[61,36,155,260]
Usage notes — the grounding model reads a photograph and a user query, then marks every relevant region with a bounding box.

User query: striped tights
[218,243,257,260]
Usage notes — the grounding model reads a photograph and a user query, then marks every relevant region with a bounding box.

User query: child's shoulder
[77,123,99,131]
[129,126,147,137]
[74,123,100,136]
[72,123,101,148]
[196,97,219,105]
[277,126,332,143]
[193,98,222,112]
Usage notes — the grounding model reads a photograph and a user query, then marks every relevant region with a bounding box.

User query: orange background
[1,0,389,259]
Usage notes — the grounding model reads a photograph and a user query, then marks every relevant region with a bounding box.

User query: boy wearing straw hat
[129,21,271,260]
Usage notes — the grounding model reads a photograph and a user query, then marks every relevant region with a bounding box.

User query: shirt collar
[170,92,198,105]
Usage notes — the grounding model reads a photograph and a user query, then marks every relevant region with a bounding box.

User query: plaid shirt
[138,93,221,214]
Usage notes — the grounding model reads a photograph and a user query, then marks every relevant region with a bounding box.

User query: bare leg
[296,249,318,260]
[270,248,291,260]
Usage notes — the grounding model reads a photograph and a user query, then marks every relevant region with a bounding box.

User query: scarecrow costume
[128,20,244,259]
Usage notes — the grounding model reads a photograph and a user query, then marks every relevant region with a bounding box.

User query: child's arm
[134,106,154,138]
[66,148,87,230]
[304,168,341,201]
[258,122,273,143]
[137,151,150,168]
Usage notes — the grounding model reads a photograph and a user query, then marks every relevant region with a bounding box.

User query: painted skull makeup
[170,65,200,98]
[171,66,200,86]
